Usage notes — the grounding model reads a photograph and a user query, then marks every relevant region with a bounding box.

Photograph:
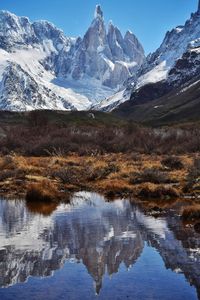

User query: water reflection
[0,192,199,299]
[26,201,58,216]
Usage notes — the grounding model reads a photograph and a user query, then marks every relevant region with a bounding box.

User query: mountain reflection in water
[0,192,199,300]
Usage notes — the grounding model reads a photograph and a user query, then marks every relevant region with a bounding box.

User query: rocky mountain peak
[65,5,145,87]
[94,5,103,19]
[0,7,145,111]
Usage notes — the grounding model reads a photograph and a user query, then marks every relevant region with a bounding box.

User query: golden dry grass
[0,153,198,203]
[26,180,61,202]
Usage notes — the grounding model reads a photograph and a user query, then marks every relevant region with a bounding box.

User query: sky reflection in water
[0,192,199,300]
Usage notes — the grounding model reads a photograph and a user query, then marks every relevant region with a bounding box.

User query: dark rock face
[128,45,200,106]
[130,81,171,105]
[168,49,200,85]
[115,4,200,118]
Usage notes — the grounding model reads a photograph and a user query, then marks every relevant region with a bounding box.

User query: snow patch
[137,61,168,88]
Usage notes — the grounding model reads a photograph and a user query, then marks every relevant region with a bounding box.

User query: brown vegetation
[184,158,200,195]
[0,112,199,211]
[26,180,62,202]
[182,205,200,221]
[130,168,173,184]
[161,156,184,170]
[137,183,179,200]
[0,152,198,203]
[0,111,200,157]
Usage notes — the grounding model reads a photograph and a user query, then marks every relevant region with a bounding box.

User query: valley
[0,2,200,299]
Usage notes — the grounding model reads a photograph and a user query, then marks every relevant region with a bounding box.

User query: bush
[28,111,48,127]
[88,163,119,181]
[130,168,172,184]
[0,169,26,181]
[161,156,184,170]
[138,185,179,200]
[0,112,200,156]
[194,223,200,233]
[182,205,200,221]
[26,180,59,202]
[51,167,79,184]
[103,180,132,199]
[0,155,16,169]
[187,158,200,186]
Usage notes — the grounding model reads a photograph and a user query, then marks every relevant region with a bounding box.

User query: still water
[0,192,199,300]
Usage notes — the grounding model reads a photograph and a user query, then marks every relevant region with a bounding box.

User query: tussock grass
[138,184,179,200]
[0,153,195,201]
[26,180,60,202]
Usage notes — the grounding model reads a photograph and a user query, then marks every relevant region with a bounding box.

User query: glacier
[0,6,145,111]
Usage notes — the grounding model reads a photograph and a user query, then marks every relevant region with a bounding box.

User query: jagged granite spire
[0,7,145,110]
[94,5,103,18]
[198,0,200,13]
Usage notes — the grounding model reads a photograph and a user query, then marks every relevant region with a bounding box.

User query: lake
[0,192,199,300]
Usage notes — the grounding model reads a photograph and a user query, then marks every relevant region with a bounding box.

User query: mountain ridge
[0,3,200,120]
[0,5,145,111]
[108,1,200,120]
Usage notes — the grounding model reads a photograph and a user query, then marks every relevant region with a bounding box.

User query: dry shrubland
[0,111,200,156]
[0,112,199,209]
[0,152,197,203]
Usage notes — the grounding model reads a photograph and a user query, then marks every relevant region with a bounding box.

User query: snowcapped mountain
[0,6,145,111]
[1,3,199,115]
[136,6,200,89]
[100,2,200,112]
[41,5,145,99]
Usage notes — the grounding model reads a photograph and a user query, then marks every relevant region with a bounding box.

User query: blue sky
[0,0,198,54]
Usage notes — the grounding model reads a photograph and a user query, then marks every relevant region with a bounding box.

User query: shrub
[182,205,200,221]
[104,181,132,199]
[138,185,179,200]
[26,180,59,202]
[51,168,75,184]
[187,158,200,186]
[88,163,119,181]
[0,155,16,169]
[0,169,26,181]
[161,156,184,170]
[0,112,200,156]
[194,223,200,233]
[28,110,48,127]
[130,168,172,184]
